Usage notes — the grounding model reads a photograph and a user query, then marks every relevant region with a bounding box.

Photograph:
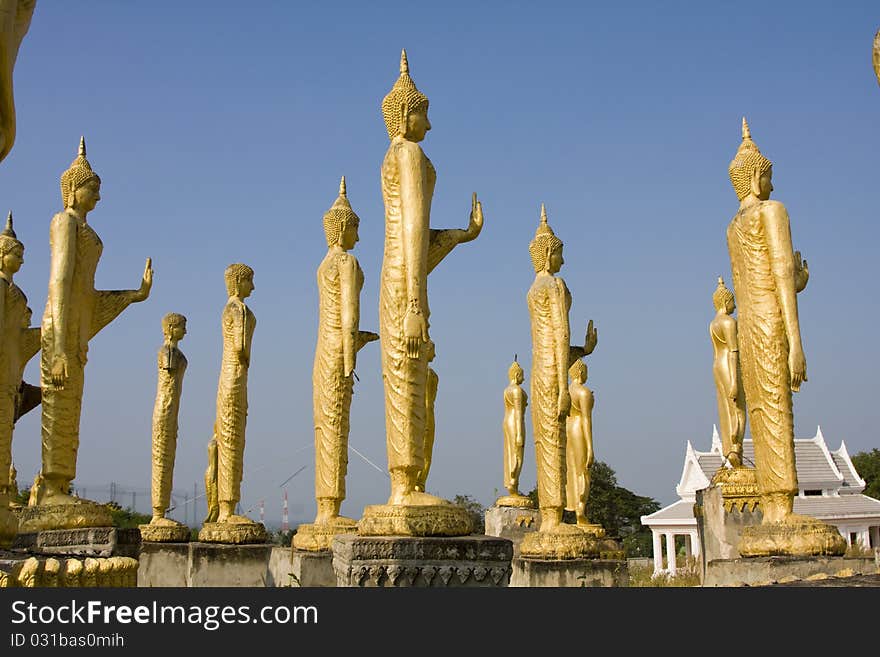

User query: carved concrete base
[332,534,513,587]
[292,519,357,551]
[357,503,473,537]
[13,527,141,558]
[290,548,336,586]
[519,525,600,559]
[511,556,629,587]
[484,505,539,557]
[139,522,191,543]
[15,500,112,533]
[0,552,138,587]
[494,494,535,508]
[198,521,268,544]
[0,504,17,548]
[739,515,847,557]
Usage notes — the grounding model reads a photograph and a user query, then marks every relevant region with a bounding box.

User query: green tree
[105,501,152,528]
[852,449,880,500]
[526,460,660,557]
[452,494,485,534]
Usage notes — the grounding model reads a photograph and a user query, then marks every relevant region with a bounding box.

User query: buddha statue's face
[237,275,255,300]
[340,220,359,251]
[1,245,23,275]
[548,245,564,274]
[167,320,187,342]
[512,370,523,385]
[74,178,101,212]
[404,107,431,142]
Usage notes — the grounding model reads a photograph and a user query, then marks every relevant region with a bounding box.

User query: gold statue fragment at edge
[294,178,378,551]
[495,358,533,508]
[140,313,190,543]
[199,263,267,544]
[873,28,880,86]
[725,118,844,556]
[0,0,36,164]
[0,212,27,546]
[19,138,153,533]
[519,205,600,558]
[357,50,482,537]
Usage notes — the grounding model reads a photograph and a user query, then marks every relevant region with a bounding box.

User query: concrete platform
[138,541,276,587]
[703,555,877,587]
[290,548,335,587]
[510,556,628,587]
[13,527,141,558]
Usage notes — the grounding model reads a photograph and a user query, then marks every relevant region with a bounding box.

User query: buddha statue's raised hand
[462,192,483,243]
[583,319,598,356]
[793,251,809,294]
[132,257,153,302]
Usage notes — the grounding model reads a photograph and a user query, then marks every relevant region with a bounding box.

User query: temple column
[652,530,663,576]
[664,532,676,573]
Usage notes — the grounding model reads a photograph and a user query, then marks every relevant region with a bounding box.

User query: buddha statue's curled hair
[0,212,22,256]
[712,276,735,311]
[529,204,563,273]
[323,176,361,247]
[569,358,587,381]
[60,137,101,208]
[508,359,523,381]
[161,312,186,334]
[224,263,254,295]
[381,49,429,140]
[728,117,772,201]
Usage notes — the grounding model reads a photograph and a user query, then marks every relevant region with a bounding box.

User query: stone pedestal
[332,534,513,587]
[290,548,336,587]
[292,520,357,551]
[703,555,877,587]
[695,483,761,565]
[357,503,472,536]
[137,541,280,587]
[13,527,141,558]
[510,556,629,587]
[484,505,539,556]
[137,542,190,587]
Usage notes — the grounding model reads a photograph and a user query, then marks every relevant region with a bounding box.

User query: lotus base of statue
[139,519,190,543]
[358,503,473,537]
[738,514,847,557]
[198,519,268,545]
[519,523,600,559]
[293,517,358,551]
[711,465,761,512]
[494,493,534,509]
[15,498,113,533]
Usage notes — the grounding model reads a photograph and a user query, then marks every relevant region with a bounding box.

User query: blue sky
[2,1,878,526]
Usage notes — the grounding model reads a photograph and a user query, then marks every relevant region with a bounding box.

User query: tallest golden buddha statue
[725,118,844,556]
[358,50,482,536]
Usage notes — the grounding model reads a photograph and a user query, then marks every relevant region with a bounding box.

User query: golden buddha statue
[358,49,482,536]
[726,118,844,556]
[709,277,746,468]
[26,138,153,530]
[0,0,35,164]
[496,358,532,508]
[294,178,378,551]
[414,338,438,493]
[565,359,602,535]
[140,313,190,542]
[198,264,267,544]
[520,205,599,558]
[0,212,26,545]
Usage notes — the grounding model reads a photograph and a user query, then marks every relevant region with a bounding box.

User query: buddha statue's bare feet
[221,514,257,525]
[149,516,182,527]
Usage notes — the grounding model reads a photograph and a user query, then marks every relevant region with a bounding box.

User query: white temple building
[641,426,880,576]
